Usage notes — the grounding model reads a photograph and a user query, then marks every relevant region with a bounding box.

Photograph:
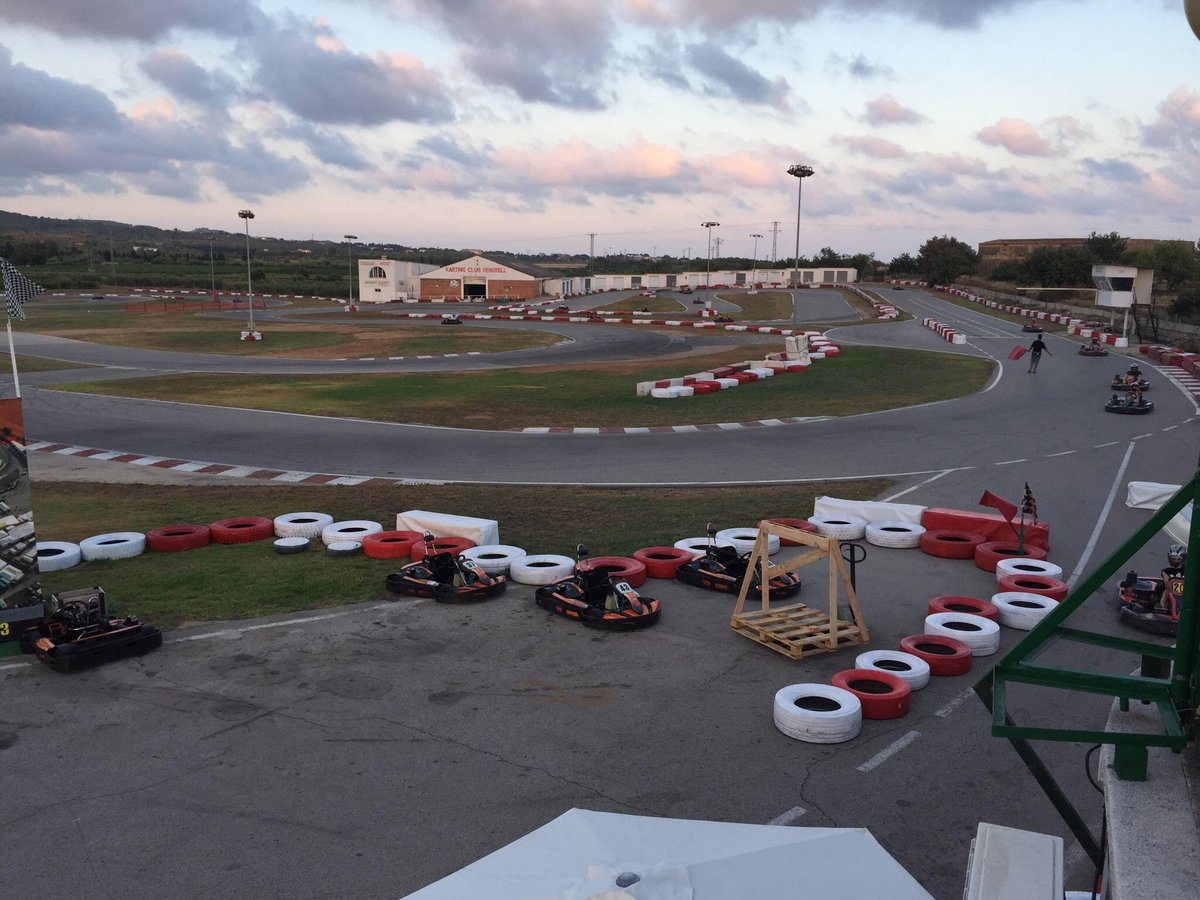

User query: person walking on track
[1028,334,1051,373]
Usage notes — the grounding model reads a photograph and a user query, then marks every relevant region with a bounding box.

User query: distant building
[419,255,563,300]
[978,237,1163,274]
[356,258,438,302]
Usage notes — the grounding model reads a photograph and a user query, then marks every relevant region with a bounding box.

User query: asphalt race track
[3,287,1198,898]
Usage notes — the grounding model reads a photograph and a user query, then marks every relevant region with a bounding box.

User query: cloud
[831,134,908,158]
[685,41,791,109]
[279,122,373,171]
[0,0,260,41]
[976,117,1054,156]
[0,45,120,130]
[138,48,241,107]
[492,137,683,196]
[1140,85,1200,153]
[1080,157,1146,183]
[860,94,925,126]
[619,0,1037,30]
[829,52,895,80]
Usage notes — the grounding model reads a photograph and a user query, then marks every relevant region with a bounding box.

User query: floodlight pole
[702,222,719,294]
[344,234,358,303]
[787,164,814,287]
[750,233,762,286]
[238,209,255,334]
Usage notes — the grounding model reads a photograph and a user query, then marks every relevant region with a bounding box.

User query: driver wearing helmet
[1159,544,1187,611]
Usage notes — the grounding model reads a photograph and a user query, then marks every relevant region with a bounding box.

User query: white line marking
[995,458,1027,466]
[766,806,807,826]
[130,456,168,466]
[882,469,955,502]
[1045,450,1076,458]
[1068,441,1136,588]
[1131,433,1153,441]
[0,661,31,671]
[212,466,260,478]
[856,731,921,772]
[51,445,90,455]
[935,690,974,718]
[1094,441,1119,448]
[167,604,397,645]
[1163,425,1178,431]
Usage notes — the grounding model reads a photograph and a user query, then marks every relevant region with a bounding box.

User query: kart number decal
[0,622,8,637]
[614,581,632,594]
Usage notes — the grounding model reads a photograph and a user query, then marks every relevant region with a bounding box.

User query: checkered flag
[1,257,45,321]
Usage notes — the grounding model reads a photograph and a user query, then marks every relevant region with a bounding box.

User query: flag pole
[6,316,19,399]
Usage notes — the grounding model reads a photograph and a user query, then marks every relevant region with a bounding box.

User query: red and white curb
[921,317,966,344]
[1161,366,1200,402]
[517,417,829,433]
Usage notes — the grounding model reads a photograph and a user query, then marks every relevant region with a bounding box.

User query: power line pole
[770,222,780,263]
[588,232,596,274]
[714,237,723,257]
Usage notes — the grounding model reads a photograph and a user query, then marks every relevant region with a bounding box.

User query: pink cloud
[493,137,682,186]
[831,135,908,158]
[976,118,1054,157]
[1141,85,1200,151]
[861,94,925,126]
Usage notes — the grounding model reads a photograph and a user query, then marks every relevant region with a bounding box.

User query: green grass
[715,291,794,319]
[32,479,890,626]
[931,288,1062,329]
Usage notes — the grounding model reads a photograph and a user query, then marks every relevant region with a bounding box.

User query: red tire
[830,669,912,720]
[899,634,973,676]
[996,573,1068,601]
[146,524,211,552]
[920,529,986,559]
[632,547,693,579]
[974,541,1048,572]
[928,595,999,621]
[410,536,476,561]
[581,556,647,588]
[209,516,274,544]
[362,530,423,560]
[763,518,818,545]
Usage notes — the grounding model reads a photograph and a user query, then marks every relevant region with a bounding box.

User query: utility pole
[770,222,780,263]
[588,233,596,274]
[750,233,762,286]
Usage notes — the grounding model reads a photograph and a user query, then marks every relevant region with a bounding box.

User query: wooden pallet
[730,520,870,660]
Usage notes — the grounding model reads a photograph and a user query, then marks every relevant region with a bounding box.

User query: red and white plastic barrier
[921,317,967,344]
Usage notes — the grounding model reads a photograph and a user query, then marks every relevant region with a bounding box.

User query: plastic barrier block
[920,508,1049,551]
[395,510,499,547]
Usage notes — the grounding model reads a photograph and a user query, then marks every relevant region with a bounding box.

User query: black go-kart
[1105,393,1153,414]
[535,544,660,630]
[1117,570,1184,635]
[1079,344,1108,357]
[20,587,162,673]
[1021,322,1044,333]
[675,523,801,600]
[440,314,463,325]
[1111,376,1150,391]
[385,533,506,602]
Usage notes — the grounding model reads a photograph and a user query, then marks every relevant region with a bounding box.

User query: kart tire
[974,541,1047,572]
[510,554,576,585]
[410,536,475,561]
[362,530,423,560]
[865,521,926,549]
[773,684,862,743]
[583,556,647,588]
[991,591,1057,630]
[146,524,211,552]
[633,547,694,578]
[461,544,528,575]
[807,515,867,540]
[831,669,913,720]
[673,537,736,558]
[321,520,384,546]
[36,541,82,572]
[927,595,999,621]
[854,650,931,691]
[273,512,334,539]
[924,612,1001,656]
[274,537,310,555]
[899,634,973,676]
[326,540,362,557]
[716,527,780,556]
[763,518,818,545]
[210,517,274,544]
[996,573,1068,601]
[79,531,147,561]
[995,558,1064,582]
[920,529,986,559]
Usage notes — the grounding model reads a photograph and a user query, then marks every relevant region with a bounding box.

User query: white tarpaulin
[405,808,933,899]
[395,509,500,546]
[813,496,926,525]
[1125,482,1183,510]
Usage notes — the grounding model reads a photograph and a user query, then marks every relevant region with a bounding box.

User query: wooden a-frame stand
[730,520,870,659]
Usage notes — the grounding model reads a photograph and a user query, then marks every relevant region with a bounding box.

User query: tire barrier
[461,544,528,575]
[80,531,147,561]
[584,556,647,589]
[637,341,839,398]
[210,516,274,544]
[673,537,736,557]
[510,554,575,585]
[921,507,1050,551]
[899,634,973,676]
[716,527,780,556]
[807,515,867,540]
[830,669,913,719]
[274,537,310,555]
[927,595,999,621]
[854,650,931,691]
[973,541,1048,573]
[410,535,476,561]
[146,524,212,553]
[632,546,694,578]
[920,316,967,344]
[995,558,1064,582]
[326,540,362,557]
[864,521,926,549]
[36,541,82,572]
[996,573,1069,601]
[991,591,1057,630]
[919,529,986,559]
[273,512,334,539]
[773,684,863,743]
[762,518,818,545]
[924,612,1001,656]
[362,530,423,560]
[321,520,384,547]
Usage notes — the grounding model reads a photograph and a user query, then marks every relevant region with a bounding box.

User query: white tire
[274,512,334,539]
[854,650,931,691]
[807,515,867,541]
[462,544,527,575]
[924,612,1001,656]
[321,520,383,546]
[716,527,780,556]
[79,531,146,561]
[773,684,862,743]
[36,541,82,572]
[991,591,1057,630]
[274,537,310,555]
[650,387,676,399]
[326,540,362,557]
[995,558,1064,582]
[864,521,926,549]
[716,378,740,389]
[509,554,576,585]
[673,537,736,558]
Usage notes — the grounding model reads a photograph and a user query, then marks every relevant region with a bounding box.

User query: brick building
[418,255,560,301]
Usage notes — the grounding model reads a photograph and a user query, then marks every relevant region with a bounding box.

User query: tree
[888,252,918,275]
[1086,231,1127,264]
[1023,247,1093,287]
[1151,240,1198,291]
[917,235,978,285]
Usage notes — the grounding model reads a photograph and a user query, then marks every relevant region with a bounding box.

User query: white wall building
[357,259,437,302]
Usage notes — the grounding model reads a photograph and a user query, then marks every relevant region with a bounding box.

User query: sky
[1,0,1198,262]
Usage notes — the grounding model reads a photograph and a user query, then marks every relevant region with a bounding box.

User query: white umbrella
[404,808,933,899]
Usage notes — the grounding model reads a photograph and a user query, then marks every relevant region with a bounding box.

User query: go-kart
[1021,322,1044,333]
[1105,393,1153,414]
[1078,344,1108,356]
[676,524,801,600]
[552,305,570,314]
[534,545,660,630]
[1117,570,1184,635]
[19,587,162,673]
[385,533,506,602]
[1110,376,1150,391]
[679,286,693,295]
[440,314,463,325]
